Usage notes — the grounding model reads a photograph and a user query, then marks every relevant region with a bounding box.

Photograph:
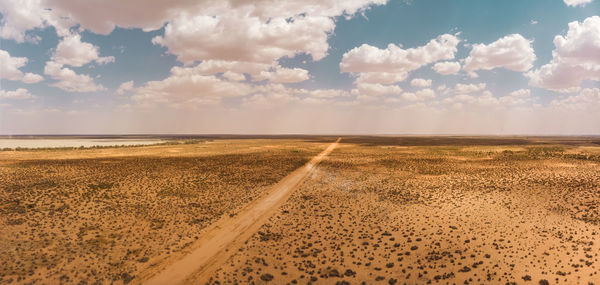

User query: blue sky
[0,0,599,134]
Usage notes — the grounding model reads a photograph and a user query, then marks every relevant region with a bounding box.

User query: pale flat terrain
[0,139,164,149]
[1,136,600,284]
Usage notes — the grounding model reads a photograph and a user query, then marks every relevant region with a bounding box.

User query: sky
[0,0,599,135]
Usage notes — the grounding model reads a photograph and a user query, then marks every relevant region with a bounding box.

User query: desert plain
[1,136,599,284]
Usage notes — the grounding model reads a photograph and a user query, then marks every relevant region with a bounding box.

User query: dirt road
[140,138,340,285]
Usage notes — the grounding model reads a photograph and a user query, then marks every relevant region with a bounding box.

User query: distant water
[0,139,164,149]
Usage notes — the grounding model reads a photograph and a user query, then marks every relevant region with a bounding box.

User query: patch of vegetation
[83,235,111,253]
[88,182,115,191]
[150,219,165,230]
[526,146,565,158]
[156,186,196,198]
[6,218,26,225]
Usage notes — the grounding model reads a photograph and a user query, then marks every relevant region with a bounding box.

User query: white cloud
[0,0,73,42]
[2,0,386,77]
[222,71,246,81]
[508,89,531,98]
[410,78,432,88]
[0,50,27,80]
[351,83,403,96]
[173,60,271,79]
[463,34,536,73]
[527,16,600,93]
[44,61,105,92]
[153,13,335,65]
[549,88,600,109]
[563,0,593,7]
[0,0,50,42]
[354,72,408,84]
[254,66,310,83]
[131,66,254,107]
[22,73,44,83]
[416,88,436,99]
[116,80,134,95]
[391,88,436,102]
[340,34,460,84]
[443,89,534,108]
[432,61,461,75]
[0,88,35,99]
[95,56,115,65]
[145,0,385,66]
[0,49,44,83]
[41,0,386,36]
[52,33,114,67]
[500,89,532,105]
[307,89,349,99]
[454,83,486,94]
[252,83,349,100]
[160,60,305,84]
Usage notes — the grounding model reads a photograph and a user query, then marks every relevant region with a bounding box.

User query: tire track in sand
[140,138,340,285]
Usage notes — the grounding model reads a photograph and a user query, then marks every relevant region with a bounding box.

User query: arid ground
[1,136,600,284]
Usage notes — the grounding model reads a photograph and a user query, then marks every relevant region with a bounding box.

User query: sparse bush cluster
[0,140,321,283]
[210,138,600,284]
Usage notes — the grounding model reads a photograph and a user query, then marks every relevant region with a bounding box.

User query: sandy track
[140,139,340,285]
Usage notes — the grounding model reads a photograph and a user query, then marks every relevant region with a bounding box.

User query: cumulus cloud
[354,72,408,84]
[463,34,536,73]
[40,0,386,36]
[172,60,270,79]
[131,66,349,108]
[415,88,436,100]
[221,71,246,81]
[0,49,44,83]
[116,80,134,95]
[527,16,600,93]
[351,83,403,96]
[340,34,460,84]
[432,61,461,75]
[398,89,435,102]
[0,0,73,42]
[410,78,432,88]
[2,0,385,84]
[153,13,334,65]
[500,89,533,105]
[131,66,254,107]
[251,83,347,101]
[44,61,105,92]
[254,66,310,83]
[140,0,385,67]
[549,88,600,109]
[52,33,114,67]
[563,0,594,6]
[443,88,534,108]
[0,88,36,99]
[454,83,486,94]
[22,73,44,83]
[307,89,349,99]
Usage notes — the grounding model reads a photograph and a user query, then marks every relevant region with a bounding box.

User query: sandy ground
[141,139,339,284]
[1,136,600,284]
[206,140,600,284]
[0,139,328,284]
